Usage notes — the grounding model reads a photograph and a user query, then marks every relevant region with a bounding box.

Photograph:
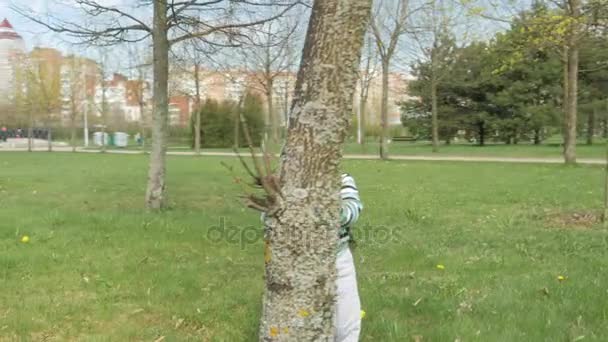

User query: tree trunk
[358,92,367,145]
[604,137,608,226]
[562,48,569,144]
[259,0,371,340]
[431,75,439,153]
[101,125,106,153]
[47,126,52,152]
[266,80,275,144]
[145,0,170,210]
[194,63,202,155]
[379,60,390,160]
[27,120,32,152]
[587,107,596,145]
[534,128,541,145]
[478,121,485,147]
[70,115,76,152]
[234,104,240,148]
[604,99,608,139]
[563,0,580,165]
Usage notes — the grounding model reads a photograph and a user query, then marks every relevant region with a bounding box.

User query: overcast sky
[0,0,528,77]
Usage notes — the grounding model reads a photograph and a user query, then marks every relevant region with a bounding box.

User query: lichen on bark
[258,0,373,341]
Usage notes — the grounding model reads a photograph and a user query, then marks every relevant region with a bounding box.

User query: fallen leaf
[153,337,165,342]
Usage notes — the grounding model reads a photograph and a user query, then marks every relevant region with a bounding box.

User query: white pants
[335,248,361,342]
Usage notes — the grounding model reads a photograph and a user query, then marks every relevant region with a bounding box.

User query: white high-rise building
[0,18,25,102]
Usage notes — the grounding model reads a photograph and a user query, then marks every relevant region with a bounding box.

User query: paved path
[1,145,605,165]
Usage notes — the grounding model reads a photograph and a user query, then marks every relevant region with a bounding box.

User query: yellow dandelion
[264,241,271,264]
[21,235,30,243]
[360,310,366,319]
[436,264,445,270]
[557,275,566,281]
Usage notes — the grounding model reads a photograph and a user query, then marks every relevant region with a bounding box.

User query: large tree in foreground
[242,0,371,340]
[15,0,299,209]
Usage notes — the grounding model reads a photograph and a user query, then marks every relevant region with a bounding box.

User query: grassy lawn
[1,153,608,341]
[83,139,608,159]
[342,140,608,159]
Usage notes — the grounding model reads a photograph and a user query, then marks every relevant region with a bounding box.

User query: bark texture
[259,0,372,340]
[563,0,580,165]
[145,0,170,209]
[430,75,439,153]
[379,62,390,159]
[587,107,595,145]
[194,63,202,155]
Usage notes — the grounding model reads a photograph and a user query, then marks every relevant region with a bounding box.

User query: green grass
[1,153,608,341]
[342,140,608,159]
[84,139,608,159]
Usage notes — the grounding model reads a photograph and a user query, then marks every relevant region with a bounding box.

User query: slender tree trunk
[563,1,580,165]
[145,0,170,210]
[562,49,569,144]
[479,121,485,147]
[358,93,367,145]
[101,125,106,153]
[534,128,541,145]
[604,138,608,226]
[259,0,371,340]
[70,115,76,152]
[234,104,240,148]
[266,80,275,144]
[587,107,596,145]
[431,75,439,153]
[47,125,52,152]
[27,118,32,152]
[379,60,390,160]
[194,63,202,155]
[604,99,608,139]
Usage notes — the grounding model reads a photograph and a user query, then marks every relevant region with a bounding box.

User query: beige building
[170,67,412,128]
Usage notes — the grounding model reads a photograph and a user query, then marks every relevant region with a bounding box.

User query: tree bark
[266,79,275,144]
[379,60,390,160]
[604,137,608,226]
[563,0,580,165]
[145,0,170,210]
[234,103,240,148]
[101,125,106,153]
[259,0,371,340]
[478,121,485,147]
[27,121,32,152]
[587,107,596,145]
[562,48,569,143]
[534,128,541,145]
[47,126,52,152]
[431,74,439,153]
[70,115,76,152]
[358,92,367,145]
[194,63,202,155]
[605,99,608,138]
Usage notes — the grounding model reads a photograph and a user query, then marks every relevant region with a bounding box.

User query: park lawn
[342,140,608,159]
[1,152,608,341]
[100,140,608,159]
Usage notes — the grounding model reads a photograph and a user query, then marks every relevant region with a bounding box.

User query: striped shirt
[338,173,363,253]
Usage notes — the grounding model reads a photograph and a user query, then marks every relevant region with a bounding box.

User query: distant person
[16,128,22,138]
[1,126,6,142]
[135,132,142,146]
